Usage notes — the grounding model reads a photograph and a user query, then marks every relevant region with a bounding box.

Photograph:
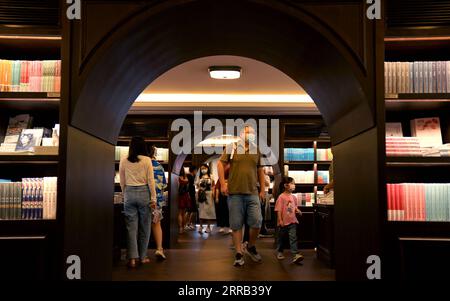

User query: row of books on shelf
[0,114,59,154]
[294,193,315,207]
[285,169,330,184]
[284,148,332,162]
[387,183,450,222]
[386,118,447,157]
[317,149,333,161]
[115,146,169,162]
[0,177,57,220]
[384,61,450,94]
[0,59,61,92]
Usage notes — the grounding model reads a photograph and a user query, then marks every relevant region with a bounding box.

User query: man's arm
[258,167,265,200]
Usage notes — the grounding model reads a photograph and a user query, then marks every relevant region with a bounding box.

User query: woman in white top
[119,136,157,268]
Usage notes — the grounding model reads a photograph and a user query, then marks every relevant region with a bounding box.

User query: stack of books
[0,177,57,220]
[155,148,169,162]
[317,148,333,161]
[284,148,314,161]
[317,171,330,184]
[387,183,450,221]
[287,170,315,184]
[385,61,450,94]
[115,146,129,161]
[386,137,422,157]
[294,192,315,206]
[0,59,61,92]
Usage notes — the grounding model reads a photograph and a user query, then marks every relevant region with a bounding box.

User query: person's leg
[228,194,245,255]
[277,226,285,253]
[152,221,163,250]
[288,223,303,263]
[245,194,263,262]
[287,224,298,254]
[247,194,262,248]
[137,191,151,262]
[124,196,139,262]
[178,208,185,233]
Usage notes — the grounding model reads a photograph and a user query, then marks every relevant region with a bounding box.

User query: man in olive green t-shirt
[218,125,265,267]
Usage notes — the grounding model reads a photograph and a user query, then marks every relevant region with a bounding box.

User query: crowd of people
[119,125,309,269]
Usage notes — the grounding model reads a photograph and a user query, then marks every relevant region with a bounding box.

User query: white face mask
[201,169,208,174]
[247,133,256,143]
[287,183,295,192]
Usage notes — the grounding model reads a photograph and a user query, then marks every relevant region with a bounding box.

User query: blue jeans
[227,194,262,231]
[124,185,152,260]
[277,223,298,254]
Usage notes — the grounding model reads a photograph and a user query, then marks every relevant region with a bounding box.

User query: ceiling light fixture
[209,66,241,79]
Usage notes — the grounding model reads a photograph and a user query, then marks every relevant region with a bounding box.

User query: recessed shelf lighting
[209,66,241,79]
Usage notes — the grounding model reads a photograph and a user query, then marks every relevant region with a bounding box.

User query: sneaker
[245,245,262,262]
[219,228,225,233]
[198,226,203,234]
[277,252,285,260]
[155,249,166,260]
[205,226,212,233]
[228,228,233,234]
[292,253,304,264]
[234,253,245,267]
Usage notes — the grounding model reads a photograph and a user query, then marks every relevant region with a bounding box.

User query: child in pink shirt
[275,176,304,264]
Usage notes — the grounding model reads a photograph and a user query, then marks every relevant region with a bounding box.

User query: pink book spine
[405,184,410,221]
[399,184,405,221]
[412,184,418,221]
[420,184,426,221]
[386,184,392,221]
[393,184,398,221]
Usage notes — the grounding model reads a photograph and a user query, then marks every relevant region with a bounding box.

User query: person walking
[149,145,167,260]
[196,163,216,234]
[178,167,191,234]
[119,136,157,268]
[185,165,198,230]
[218,125,265,266]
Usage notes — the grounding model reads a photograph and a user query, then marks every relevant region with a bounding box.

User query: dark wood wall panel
[64,126,114,280]
[333,127,382,280]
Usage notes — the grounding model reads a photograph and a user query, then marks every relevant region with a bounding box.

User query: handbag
[198,189,207,204]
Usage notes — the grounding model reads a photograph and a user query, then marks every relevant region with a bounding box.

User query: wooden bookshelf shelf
[385,97,450,112]
[386,157,450,167]
[0,155,59,164]
[0,92,60,110]
[285,161,332,165]
[284,138,331,143]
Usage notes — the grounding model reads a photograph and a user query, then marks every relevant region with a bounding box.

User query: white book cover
[15,129,44,151]
[410,117,443,147]
[447,61,450,93]
[386,123,403,137]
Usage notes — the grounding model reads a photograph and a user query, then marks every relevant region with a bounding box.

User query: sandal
[140,257,151,264]
[127,259,137,268]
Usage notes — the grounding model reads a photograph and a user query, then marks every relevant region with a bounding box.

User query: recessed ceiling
[131,55,319,115]
[143,55,307,94]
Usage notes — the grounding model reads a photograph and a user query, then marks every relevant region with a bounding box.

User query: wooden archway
[61,0,384,280]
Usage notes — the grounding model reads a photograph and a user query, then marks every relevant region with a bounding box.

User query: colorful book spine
[388,183,450,221]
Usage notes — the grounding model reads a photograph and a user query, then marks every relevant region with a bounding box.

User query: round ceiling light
[209,66,241,79]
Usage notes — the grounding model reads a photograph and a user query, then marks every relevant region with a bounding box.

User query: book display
[385,33,450,279]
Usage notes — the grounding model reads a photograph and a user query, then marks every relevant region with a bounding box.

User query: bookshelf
[279,121,331,249]
[0,27,61,280]
[282,123,332,206]
[384,32,450,279]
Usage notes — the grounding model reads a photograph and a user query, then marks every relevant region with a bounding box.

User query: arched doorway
[62,0,384,280]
